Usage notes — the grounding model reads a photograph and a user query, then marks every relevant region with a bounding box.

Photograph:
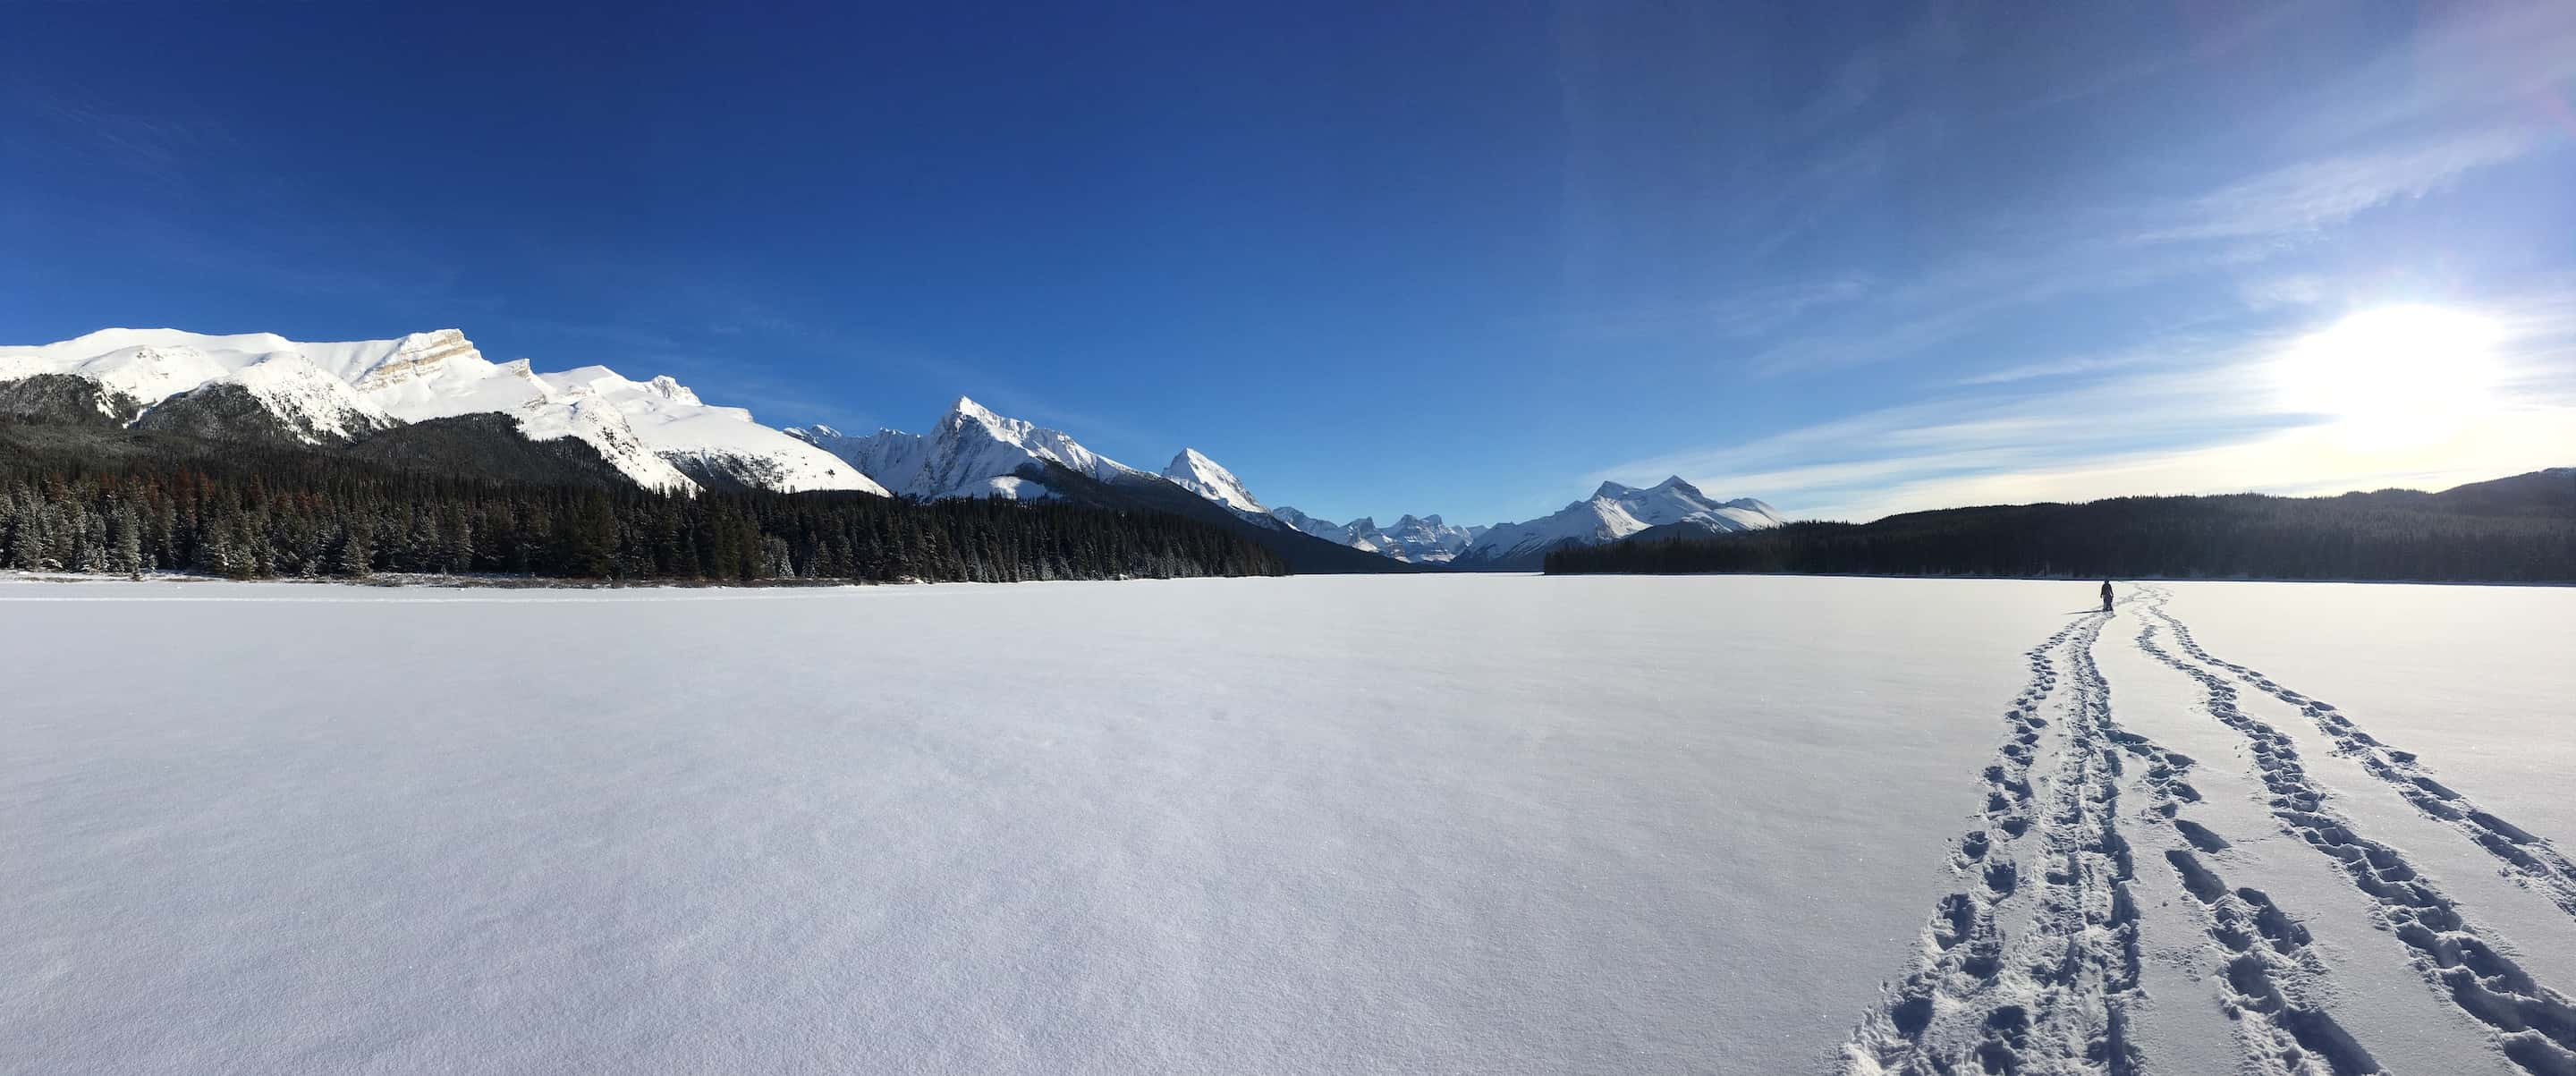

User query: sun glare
[2274,305,2503,442]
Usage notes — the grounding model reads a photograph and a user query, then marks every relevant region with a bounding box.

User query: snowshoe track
[2137,590,2576,1075]
[2144,597,2576,920]
[1843,614,2144,1075]
[2114,616,2381,1075]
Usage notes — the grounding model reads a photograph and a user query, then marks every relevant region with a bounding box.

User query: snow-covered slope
[535,366,881,494]
[226,355,396,442]
[1456,476,1784,568]
[1162,449,1264,513]
[1337,518,1397,556]
[1,329,283,404]
[1599,477,1784,531]
[1260,506,1487,563]
[790,397,1135,500]
[1374,514,1484,563]
[1139,446,1487,563]
[0,327,885,496]
[122,353,396,445]
[1265,506,1348,544]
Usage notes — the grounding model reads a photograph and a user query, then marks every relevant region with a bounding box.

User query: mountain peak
[804,395,1133,499]
[948,395,1004,425]
[1161,446,1264,513]
[1592,480,1634,500]
[645,375,701,406]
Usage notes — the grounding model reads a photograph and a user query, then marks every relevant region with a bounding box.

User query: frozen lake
[4,573,2571,1073]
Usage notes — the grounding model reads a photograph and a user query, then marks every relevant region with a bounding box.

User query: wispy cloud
[1955,350,2161,386]
[1593,292,2576,521]
[1546,274,1873,343]
[2235,274,2330,311]
[1693,2,2575,388]
[1997,0,2317,118]
[2135,128,2542,242]
[1786,4,1964,130]
[2294,1,2576,146]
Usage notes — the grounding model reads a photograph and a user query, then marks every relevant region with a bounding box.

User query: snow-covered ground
[2,575,2568,1073]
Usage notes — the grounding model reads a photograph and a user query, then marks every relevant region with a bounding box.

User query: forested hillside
[1544,470,2576,583]
[0,423,1284,583]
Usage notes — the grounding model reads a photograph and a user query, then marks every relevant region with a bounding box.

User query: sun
[2273,305,2503,440]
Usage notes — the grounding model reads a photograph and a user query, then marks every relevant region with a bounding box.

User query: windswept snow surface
[3,576,2570,1074]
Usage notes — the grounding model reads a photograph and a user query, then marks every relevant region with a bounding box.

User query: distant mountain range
[1545,468,2576,584]
[785,396,1785,569]
[0,326,1786,571]
[0,327,879,496]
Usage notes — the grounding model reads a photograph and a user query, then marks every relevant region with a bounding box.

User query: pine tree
[335,524,373,578]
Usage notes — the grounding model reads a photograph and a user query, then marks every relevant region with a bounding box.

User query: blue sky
[4,1,2572,525]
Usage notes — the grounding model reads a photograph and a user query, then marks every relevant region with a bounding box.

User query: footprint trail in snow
[1843,611,2145,1074]
[1843,586,2576,1076]
[2146,599,2576,921]
[2135,588,2576,1075]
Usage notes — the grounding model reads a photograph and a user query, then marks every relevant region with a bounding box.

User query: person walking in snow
[2100,580,2114,612]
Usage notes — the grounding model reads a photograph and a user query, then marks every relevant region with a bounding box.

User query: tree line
[0,431,1286,584]
[1544,478,2576,584]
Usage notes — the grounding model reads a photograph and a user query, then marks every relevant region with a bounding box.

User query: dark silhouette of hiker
[2100,580,2114,612]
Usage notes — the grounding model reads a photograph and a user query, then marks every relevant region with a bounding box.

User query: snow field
[2,573,2569,1073]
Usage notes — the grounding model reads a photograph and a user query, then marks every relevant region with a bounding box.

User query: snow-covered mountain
[789,397,1138,501]
[0,327,884,496]
[1143,448,1487,563]
[1375,514,1485,563]
[126,353,397,445]
[1454,477,1785,569]
[788,407,1492,564]
[1161,449,1264,513]
[3,328,1788,569]
[1269,509,1361,547]
[1257,506,1486,563]
[528,366,880,493]
[1266,506,1352,543]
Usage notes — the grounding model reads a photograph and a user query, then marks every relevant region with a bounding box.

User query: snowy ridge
[1373,513,1482,563]
[0,327,883,496]
[214,354,395,444]
[788,408,1484,564]
[1265,505,1349,544]
[1162,449,1264,513]
[1456,476,1784,567]
[537,366,878,494]
[1257,513,1469,563]
[1136,448,1483,561]
[791,397,1130,500]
